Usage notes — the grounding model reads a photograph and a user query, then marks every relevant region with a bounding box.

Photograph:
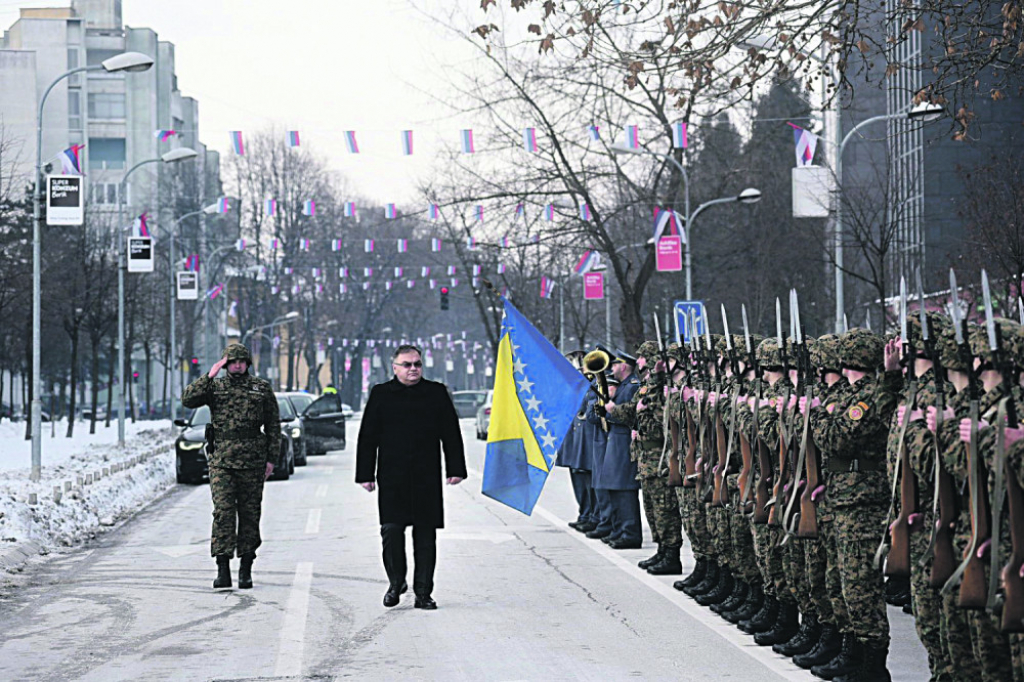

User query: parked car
[452,390,488,419]
[476,390,494,440]
[341,402,355,420]
[278,392,317,466]
[173,397,296,484]
[300,393,348,455]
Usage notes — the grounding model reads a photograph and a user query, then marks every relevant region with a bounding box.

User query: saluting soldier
[181,343,281,590]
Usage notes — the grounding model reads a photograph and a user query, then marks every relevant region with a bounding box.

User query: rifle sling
[920,413,945,569]
[988,399,1009,614]
[943,399,981,595]
[875,380,918,571]
[783,386,814,535]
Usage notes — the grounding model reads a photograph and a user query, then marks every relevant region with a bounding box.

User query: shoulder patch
[847,402,870,421]
[639,386,649,395]
[826,403,836,414]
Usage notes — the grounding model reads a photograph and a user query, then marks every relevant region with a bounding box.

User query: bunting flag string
[397,239,408,253]
[287,130,301,147]
[540,276,556,299]
[672,121,688,149]
[229,131,245,155]
[522,127,538,153]
[401,130,414,156]
[265,198,277,216]
[344,130,360,154]
[460,129,475,154]
[155,130,177,142]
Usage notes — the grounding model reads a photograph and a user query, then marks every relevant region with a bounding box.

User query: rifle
[713,306,740,508]
[655,313,683,487]
[767,295,794,528]
[782,289,812,537]
[682,311,699,488]
[884,276,920,578]
[754,298,783,525]
[700,314,719,504]
[738,303,759,516]
[925,269,957,588]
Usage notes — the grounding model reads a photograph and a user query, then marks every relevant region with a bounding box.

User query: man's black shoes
[383,581,408,608]
[414,595,437,610]
[585,528,610,539]
[608,538,642,550]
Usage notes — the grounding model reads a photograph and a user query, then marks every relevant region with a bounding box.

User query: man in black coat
[355,344,467,610]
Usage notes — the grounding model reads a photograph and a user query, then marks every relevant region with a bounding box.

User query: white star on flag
[533,413,550,431]
[540,433,557,450]
[513,358,527,375]
[525,395,541,412]
[517,377,535,393]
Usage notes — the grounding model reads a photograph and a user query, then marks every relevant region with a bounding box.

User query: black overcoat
[355,377,467,528]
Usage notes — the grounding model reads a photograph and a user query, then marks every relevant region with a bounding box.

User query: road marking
[315,484,328,498]
[441,531,515,544]
[273,562,314,678]
[465,466,804,680]
[154,545,202,558]
[305,509,322,534]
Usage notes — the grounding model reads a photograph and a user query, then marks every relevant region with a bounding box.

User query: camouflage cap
[756,337,783,369]
[838,328,884,371]
[223,343,252,364]
[811,334,842,372]
[666,342,684,364]
[635,340,661,361]
[906,311,952,351]
[936,321,972,372]
[969,317,1022,366]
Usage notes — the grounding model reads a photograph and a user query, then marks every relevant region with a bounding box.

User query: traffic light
[190,357,199,376]
[440,287,450,311]
[132,371,140,384]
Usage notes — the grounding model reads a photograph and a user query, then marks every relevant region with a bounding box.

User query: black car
[278,392,317,466]
[173,397,296,484]
[300,393,348,455]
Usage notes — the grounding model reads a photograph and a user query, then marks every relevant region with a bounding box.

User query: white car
[475,390,494,440]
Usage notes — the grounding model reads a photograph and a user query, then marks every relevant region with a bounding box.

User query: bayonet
[775,297,783,349]
[1019,297,1024,325]
[722,305,732,350]
[917,272,929,342]
[742,304,752,355]
[900,276,909,346]
[982,270,997,352]
[843,313,849,334]
[950,269,964,346]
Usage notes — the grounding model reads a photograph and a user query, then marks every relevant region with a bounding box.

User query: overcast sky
[1,0,485,204]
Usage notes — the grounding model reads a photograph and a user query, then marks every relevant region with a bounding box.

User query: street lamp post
[30,52,154,481]
[116,147,198,446]
[241,312,300,381]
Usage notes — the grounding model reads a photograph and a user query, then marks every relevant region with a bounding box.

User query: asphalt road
[0,418,928,681]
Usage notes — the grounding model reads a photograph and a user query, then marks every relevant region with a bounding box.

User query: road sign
[46,175,83,225]
[673,300,706,343]
[127,237,153,273]
[176,272,198,300]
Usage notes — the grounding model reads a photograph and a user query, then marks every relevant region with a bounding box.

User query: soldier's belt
[216,427,265,440]
[826,457,884,473]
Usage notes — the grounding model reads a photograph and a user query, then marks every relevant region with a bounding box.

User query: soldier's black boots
[674,556,707,591]
[793,624,842,669]
[832,643,890,682]
[754,599,800,645]
[638,545,664,569]
[724,581,763,623]
[811,634,861,680]
[238,552,255,589]
[712,578,747,615]
[695,567,733,606]
[774,614,820,656]
[213,555,231,589]
[883,575,910,607]
[684,561,719,597]
[647,545,682,575]
[740,593,778,634]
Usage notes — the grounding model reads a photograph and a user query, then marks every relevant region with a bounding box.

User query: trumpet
[583,349,611,431]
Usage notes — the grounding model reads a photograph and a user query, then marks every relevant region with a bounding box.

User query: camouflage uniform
[756,369,793,603]
[812,328,896,657]
[182,343,281,558]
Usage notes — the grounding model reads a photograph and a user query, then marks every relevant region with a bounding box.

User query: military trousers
[804,525,834,626]
[592,488,615,535]
[570,470,598,525]
[910,518,955,682]
[830,503,889,648]
[607,489,642,544]
[728,491,758,583]
[641,475,682,548]
[209,466,265,558]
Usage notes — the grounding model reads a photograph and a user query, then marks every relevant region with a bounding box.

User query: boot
[238,552,255,589]
[754,599,800,646]
[674,556,706,591]
[213,555,231,589]
[774,613,821,656]
[638,545,664,569]
[647,545,683,575]
[833,642,891,682]
[684,560,719,597]
[884,575,910,607]
[712,578,747,615]
[794,623,843,669]
[811,634,861,680]
[901,599,913,614]
[740,593,778,634]
[695,567,734,606]
[725,581,763,624]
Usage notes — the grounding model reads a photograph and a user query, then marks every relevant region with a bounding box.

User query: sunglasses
[394,361,423,369]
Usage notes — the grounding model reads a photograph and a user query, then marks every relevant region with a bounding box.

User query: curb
[0,540,42,571]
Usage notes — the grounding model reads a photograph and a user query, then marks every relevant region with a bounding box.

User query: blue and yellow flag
[482,298,590,515]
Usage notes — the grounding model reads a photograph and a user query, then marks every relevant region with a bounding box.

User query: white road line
[315,484,328,498]
[273,562,314,678]
[465,466,804,681]
[305,509,322,534]
[175,530,191,546]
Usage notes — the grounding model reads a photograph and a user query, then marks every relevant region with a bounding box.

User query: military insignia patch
[826,403,836,414]
[769,398,777,408]
[639,386,649,395]
[847,402,870,421]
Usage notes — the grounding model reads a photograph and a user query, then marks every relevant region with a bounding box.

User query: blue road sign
[674,300,706,343]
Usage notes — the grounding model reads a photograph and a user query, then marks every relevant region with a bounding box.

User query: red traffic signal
[191,357,199,365]
[440,287,449,294]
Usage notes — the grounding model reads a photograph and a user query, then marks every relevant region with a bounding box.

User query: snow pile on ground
[0,423,176,561]
[0,418,173,472]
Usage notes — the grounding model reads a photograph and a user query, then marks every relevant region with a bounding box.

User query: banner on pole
[127,237,154,273]
[655,236,683,272]
[46,175,83,225]
[583,272,605,300]
[176,271,198,300]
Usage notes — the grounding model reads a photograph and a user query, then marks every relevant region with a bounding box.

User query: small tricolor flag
[155,130,176,142]
[397,239,408,253]
[573,250,601,275]
[624,124,639,150]
[185,255,199,271]
[579,203,591,221]
[303,200,316,216]
[271,286,280,295]
[545,204,555,221]
[789,122,818,167]
[344,130,360,154]
[587,125,600,141]
[529,235,541,244]
[672,121,688,149]
[339,267,349,278]
[364,239,375,253]
[364,267,374,277]
[431,238,442,252]
[429,279,437,290]
[447,265,457,276]
[340,283,348,294]
[515,203,525,220]
[287,130,301,147]
[407,280,416,289]
[451,278,460,287]
[133,212,150,237]
[299,238,310,251]
[284,267,294,275]
[460,129,475,153]
[235,239,247,251]
[292,284,301,295]
[264,199,277,216]
[652,206,684,242]
[467,237,476,250]
[500,236,511,248]
[331,239,343,252]
[343,201,356,217]
[394,266,404,277]
[497,263,506,274]
[475,205,484,222]
[312,267,322,278]
[59,144,85,175]
[385,281,393,291]
[401,130,413,156]
[385,203,398,219]
[362,282,371,291]
[229,131,245,155]
[208,284,225,300]
[270,238,281,250]
[472,265,482,276]
[421,266,431,277]
[429,204,440,221]
[216,197,230,213]
[315,283,323,294]
[522,127,538,153]
[540,276,556,299]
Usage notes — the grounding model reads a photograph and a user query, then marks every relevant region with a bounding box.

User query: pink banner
[656,236,683,272]
[361,357,371,396]
[583,272,605,300]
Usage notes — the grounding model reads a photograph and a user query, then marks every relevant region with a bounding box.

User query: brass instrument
[583,349,611,431]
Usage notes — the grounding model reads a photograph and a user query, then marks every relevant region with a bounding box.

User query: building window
[68,90,81,131]
[87,93,126,120]
[89,182,120,206]
[67,48,80,86]
[87,138,126,170]
[86,49,121,67]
